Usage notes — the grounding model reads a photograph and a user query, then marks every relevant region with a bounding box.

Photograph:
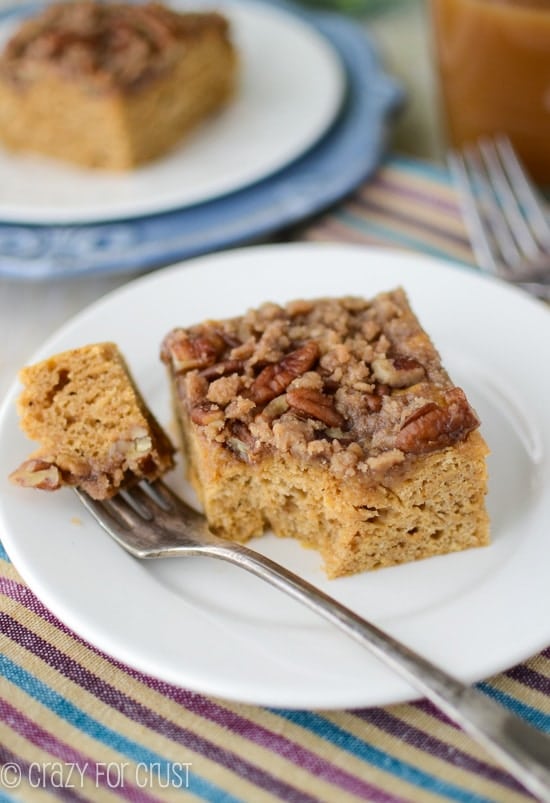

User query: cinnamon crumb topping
[0,0,232,92]
[161,290,481,481]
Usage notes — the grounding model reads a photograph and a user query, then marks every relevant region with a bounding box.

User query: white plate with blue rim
[0,2,403,279]
[0,243,549,708]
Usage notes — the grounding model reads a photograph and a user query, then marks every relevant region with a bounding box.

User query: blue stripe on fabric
[389,155,451,184]
[478,683,550,733]
[333,208,468,266]
[0,655,242,803]
[0,542,10,562]
[271,710,494,803]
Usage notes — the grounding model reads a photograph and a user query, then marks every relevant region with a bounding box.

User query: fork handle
[199,540,550,802]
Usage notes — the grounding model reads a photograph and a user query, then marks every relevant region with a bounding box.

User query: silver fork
[448,135,550,301]
[77,478,550,802]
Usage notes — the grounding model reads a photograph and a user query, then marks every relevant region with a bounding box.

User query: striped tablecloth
[1,155,549,803]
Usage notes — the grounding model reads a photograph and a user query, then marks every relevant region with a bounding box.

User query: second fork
[448,135,550,297]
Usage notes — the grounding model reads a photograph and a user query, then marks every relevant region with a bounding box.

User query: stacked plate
[0,0,403,280]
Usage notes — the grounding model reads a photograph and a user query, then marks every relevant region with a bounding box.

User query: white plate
[0,0,344,225]
[1,243,549,709]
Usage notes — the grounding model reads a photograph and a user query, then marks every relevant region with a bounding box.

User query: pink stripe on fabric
[0,697,163,803]
[0,742,88,801]
[368,174,460,215]
[0,575,406,803]
[349,195,470,250]
[353,707,523,792]
[303,216,390,246]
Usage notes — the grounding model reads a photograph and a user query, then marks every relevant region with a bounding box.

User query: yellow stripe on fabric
[341,201,473,266]
[302,216,413,250]
[323,710,532,803]
[369,703,532,803]
[300,203,474,268]
[300,712,445,803]
[380,163,459,207]
[0,634,283,803]
[1,561,451,803]
[486,674,550,716]
[356,181,467,241]
[389,701,493,754]
[0,769,60,803]
[0,601,370,803]
[521,654,550,680]
[0,713,126,803]
[497,651,550,681]
[0,626,244,802]
[298,159,477,268]
[4,584,468,803]
[215,704,420,803]
[0,671,195,803]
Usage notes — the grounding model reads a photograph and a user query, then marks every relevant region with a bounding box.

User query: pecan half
[396,388,479,454]
[162,329,225,373]
[249,341,319,405]
[287,387,343,428]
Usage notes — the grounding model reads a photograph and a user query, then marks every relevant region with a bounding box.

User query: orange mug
[430,0,550,185]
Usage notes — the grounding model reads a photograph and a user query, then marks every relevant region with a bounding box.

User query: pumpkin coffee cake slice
[161,289,490,578]
[0,0,238,169]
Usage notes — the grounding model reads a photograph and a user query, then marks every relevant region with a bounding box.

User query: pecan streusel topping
[0,0,230,92]
[161,290,480,481]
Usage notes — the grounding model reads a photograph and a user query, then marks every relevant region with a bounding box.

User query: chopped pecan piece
[190,402,224,426]
[109,426,153,461]
[200,359,244,380]
[287,387,343,428]
[10,458,61,490]
[364,383,390,412]
[249,341,319,405]
[372,356,425,388]
[226,421,257,462]
[396,388,479,454]
[260,395,289,422]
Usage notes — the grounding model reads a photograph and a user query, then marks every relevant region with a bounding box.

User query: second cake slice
[0,1,238,169]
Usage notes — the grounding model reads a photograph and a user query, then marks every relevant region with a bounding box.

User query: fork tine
[74,488,137,535]
[450,137,550,294]
[478,137,539,260]
[138,479,173,511]
[463,143,523,270]
[92,491,150,528]
[75,487,174,557]
[447,150,498,274]
[495,135,550,249]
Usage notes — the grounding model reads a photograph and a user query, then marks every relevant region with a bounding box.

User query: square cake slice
[10,342,174,499]
[0,0,237,170]
[161,289,490,578]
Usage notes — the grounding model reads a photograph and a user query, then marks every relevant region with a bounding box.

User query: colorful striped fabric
[1,155,549,803]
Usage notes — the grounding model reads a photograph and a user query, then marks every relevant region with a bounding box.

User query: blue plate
[0,2,403,280]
